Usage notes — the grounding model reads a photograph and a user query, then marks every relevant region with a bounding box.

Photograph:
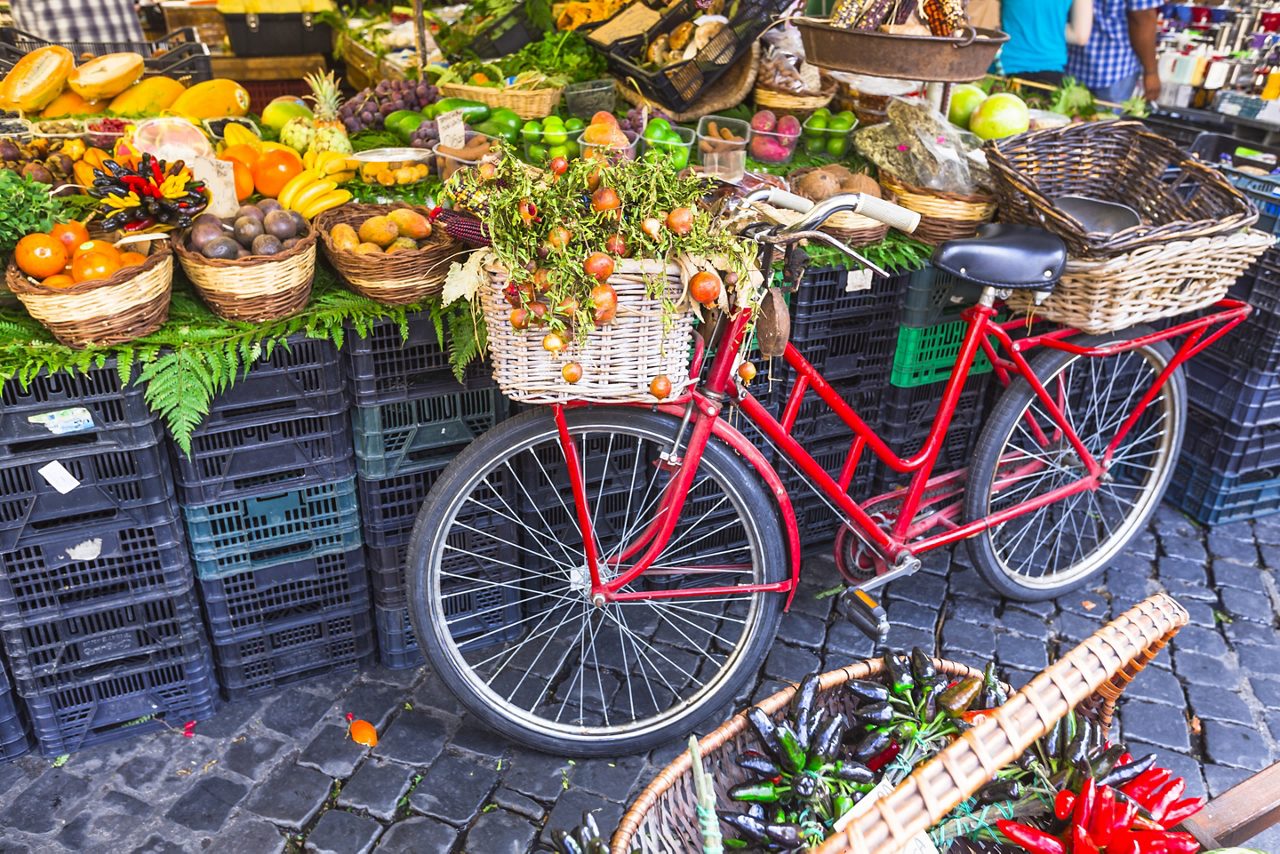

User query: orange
[50,221,90,255]
[14,234,68,280]
[251,148,303,198]
[71,250,121,283]
[41,274,75,289]
[74,240,121,263]
[229,160,253,201]
[219,143,260,171]
[118,251,147,267]
[348,719,377,747]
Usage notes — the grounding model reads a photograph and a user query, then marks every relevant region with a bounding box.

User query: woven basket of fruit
[175,203,317,323]
[789,166,890,246]
[438,81,564,122]
[614,593,1194,854]
[316,204,460,305]
[6,230,173,348]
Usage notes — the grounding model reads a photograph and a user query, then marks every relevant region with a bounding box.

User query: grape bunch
[618,106,673,136]
[339,78,440,133]
[409,119,439,150]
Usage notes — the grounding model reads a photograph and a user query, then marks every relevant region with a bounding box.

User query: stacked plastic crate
[346,312,510,668]
[175,336,373,698]
[1171,248,1280,524]
[0,362,217,755]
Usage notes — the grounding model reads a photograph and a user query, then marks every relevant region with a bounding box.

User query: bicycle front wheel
[964,327,1185,600]
[406,407,786,756]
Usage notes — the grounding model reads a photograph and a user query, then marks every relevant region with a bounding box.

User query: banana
[300,189,352,219]
[320,155,351,176]
[328,170,356,184]
[277,171,316,209]
[290,178,337,213]
[303,149,317,171]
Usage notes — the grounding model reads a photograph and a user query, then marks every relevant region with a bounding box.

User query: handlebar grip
[761,189,815,213]
[858,195,921,234]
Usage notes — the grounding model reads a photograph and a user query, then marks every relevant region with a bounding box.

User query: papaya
[68,53,145,100]
[169,79,250,119]
[1,46,74,112]
[41,90,107,118]
[81,147,111,170]
[108,76,185,115]
[73,159,98,189]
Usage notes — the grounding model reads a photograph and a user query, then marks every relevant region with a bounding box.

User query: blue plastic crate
[210,606,375,700]
[198,548,369,643]
[22,647,219,757]
[1170,456,1280,525]
[1229,172,1280,235]
[351,388,508,479]
[1187,352,1280,429]
[184,479,363,580]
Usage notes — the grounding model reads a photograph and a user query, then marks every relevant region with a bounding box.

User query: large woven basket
[438,82,563,121]
[879,172,997,246]
[175,226,317,323]
[483,260,695,404]
[315,204,461,305]
[1004,229,1274,334]
[987,121,1258,260]
[6,236,173,348]
[754,85,835,118]
[614,593,1188,854]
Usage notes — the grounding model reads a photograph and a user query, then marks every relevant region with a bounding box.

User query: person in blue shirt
[999,0,1095,87]
[1067,0,1164,105]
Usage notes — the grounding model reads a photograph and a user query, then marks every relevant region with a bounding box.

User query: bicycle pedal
[841,588,890,647]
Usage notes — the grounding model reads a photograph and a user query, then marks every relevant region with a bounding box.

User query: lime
[805,136,826,155]
[806,114,828,134]
[547,143,569,160]
[527,143,548,162]
[565,140,580,158]
[826,137,847,156]
[829,114,855,132]
[543,115,565,127]
[565,117,585,131]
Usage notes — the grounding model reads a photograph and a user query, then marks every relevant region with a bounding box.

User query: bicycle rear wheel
[406,407,786,756]
[964,327,1185,600]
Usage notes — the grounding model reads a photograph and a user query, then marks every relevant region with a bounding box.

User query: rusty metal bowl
[792,21,1009,82]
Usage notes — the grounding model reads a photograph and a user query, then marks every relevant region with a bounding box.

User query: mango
[1,46,74,112]
[169,79,251,120]
[109,76,185,115]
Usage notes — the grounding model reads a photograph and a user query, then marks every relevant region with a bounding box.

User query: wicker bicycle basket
[5,235,173,348]
[482,259,695,404]
[879,172,997,246]
[1005,229,1274,334]
[613,593,1188,854]
[438,82,563,121]
[174,224,317,323]
[315,204,461,305]
[987,120,1258,259]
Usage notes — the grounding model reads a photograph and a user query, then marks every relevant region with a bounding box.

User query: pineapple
[303,70,352,156]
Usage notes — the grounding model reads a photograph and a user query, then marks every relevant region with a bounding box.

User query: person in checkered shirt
[11,0,145,46]
[1066,0,1163,106]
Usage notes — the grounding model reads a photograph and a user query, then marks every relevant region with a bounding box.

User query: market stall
[0,0,1277,851]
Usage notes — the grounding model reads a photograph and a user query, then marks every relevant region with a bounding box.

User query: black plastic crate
[173,408,355,505]
[0,27,213,83]
[1170,455,1280,526]
[198,548,368,643]
[0,361,157,466]
[776,435,881,553]
[345,313,493,407]
[198,336,347,434]
[0,517,191,627]
[184,478,363,580]
[468,4,538,58]
[22,648,218,757]
[898,264,986,328]
[1187,352,1280,429]
[223,13,332,57]
[373,604,424,670]
[0,438,174,541]
[796,307,900,383]
[211,607,375,700]
[875,380,991,490]
[1209,301,1280,374]
[1180,405,1280,478]
[0,663,30,763]
[3,589,207,695]
[1190,131,1280,181]
[1236,247,1280,317]
[351,388,508,479]
[1142,111,1228,151]
[782,380,885,446]
[790,266,911,330]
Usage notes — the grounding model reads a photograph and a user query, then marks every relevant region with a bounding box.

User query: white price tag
[37,461,80,495]
[437,109,467,150]
[846,267,873,293]
[28,407,94,435]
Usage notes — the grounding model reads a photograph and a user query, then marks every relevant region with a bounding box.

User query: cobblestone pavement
[1,504,1277,853]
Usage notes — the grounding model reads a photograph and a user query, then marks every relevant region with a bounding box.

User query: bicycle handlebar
[747,189,922,235]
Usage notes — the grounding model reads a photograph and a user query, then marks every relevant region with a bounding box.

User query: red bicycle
[406,190,1250,755]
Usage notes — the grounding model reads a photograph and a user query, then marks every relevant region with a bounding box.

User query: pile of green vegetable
[435,30,607,88]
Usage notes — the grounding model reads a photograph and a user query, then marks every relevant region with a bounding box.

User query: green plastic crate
[351,388,508,479]
[890,319,996,388]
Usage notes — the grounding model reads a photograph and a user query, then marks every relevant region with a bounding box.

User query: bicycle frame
[554,291,1252,608]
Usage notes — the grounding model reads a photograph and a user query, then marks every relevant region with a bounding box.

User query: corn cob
[918,0,965,35]
[829,0,872,29]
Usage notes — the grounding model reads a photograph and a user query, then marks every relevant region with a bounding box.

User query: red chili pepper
[1118,752,1134,765]
[1130,813,1166,832]
[1054,790,1076,820]
[1090,784,1116,847]
[1161,796,1205,827]
[996,820,1067,854]
[1074,776,1098,830]
[1110,828,1139,854]
[1073,824,1102,854]
[866,740,900,772]
[151,157,164,186]
[1123,768,1171,802]
[1127,830,1199,853]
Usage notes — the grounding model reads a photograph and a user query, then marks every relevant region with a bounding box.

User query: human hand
[1144,71,1162,103]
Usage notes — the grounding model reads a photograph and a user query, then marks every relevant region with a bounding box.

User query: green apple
[948,83,989,130]
[968,92,1030,140]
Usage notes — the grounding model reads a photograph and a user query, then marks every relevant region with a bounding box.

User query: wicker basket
[987,121,1258,260]
[1005,229,1274,334]
[315,204,461,305]
[438,82,563,121]
[483,259,695,404]
[174,226,317,323]
[5,236,173,348]
[614,593,1188,854]
[879,172,997,246]
[787,168,891,246]
[754,85,835,117]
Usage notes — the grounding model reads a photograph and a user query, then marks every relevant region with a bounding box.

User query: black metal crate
[172,407,356,505]
[351,388,508,479]
[211,606,375,700]
[345,313,493,407]
[0,517,191,627]
[0,438,174,540]
[198,548,369,644]
[197,335,347,434]
[22,647,218,757]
